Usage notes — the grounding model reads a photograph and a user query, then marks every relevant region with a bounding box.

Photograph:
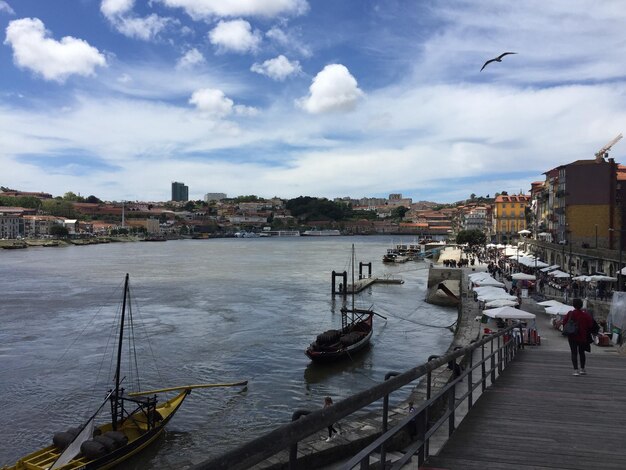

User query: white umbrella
[572,275,591,282]
[549,270,571,278]
[485,299,519,308]
[545,304,573,315]
[518,229,531,234]
[540,264,560,272]
[537,300,565,307]
[483,306,536,320]
[511,272,536,281]
[589,275,617,282]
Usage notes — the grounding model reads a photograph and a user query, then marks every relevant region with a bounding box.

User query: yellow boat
[3,274,246,470]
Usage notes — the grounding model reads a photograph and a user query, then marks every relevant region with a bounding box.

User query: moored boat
[302,230,341,236]
[305,245,384,363]
[2,274,246,470]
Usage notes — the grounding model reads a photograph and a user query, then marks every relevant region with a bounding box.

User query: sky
[1,0,625,203]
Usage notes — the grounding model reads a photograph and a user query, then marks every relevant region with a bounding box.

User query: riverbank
[0,236,146,249]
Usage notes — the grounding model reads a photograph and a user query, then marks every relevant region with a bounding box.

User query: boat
[302,230,341,236]
[2,241,27,249]
[3,274,247,470]
[305,245,384,363]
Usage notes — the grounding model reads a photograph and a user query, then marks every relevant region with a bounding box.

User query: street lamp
[609,227,623,291]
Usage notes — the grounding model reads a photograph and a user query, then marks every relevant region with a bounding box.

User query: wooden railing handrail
[191,324,521,470]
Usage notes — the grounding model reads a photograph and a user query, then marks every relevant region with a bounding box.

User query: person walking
[561,298,594,376]
[323,396,341,442]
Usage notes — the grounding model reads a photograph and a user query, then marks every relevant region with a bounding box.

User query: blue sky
[1,0,625,202]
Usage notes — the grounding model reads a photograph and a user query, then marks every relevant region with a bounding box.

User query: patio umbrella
[511,272,536,280]
[537,300,565,307]
[482,306,536,320]
[589,275,617,282]
[545,304,573,315]
[485,299,519,308]
[518,229,531,235]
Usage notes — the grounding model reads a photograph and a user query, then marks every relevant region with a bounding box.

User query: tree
[63,192,85,202]
[470,193,476,201]
[456,229,487,246]
[391,206,409,220]
[41,199,76,218]
[49,224,69,238]
[86,195,102,204]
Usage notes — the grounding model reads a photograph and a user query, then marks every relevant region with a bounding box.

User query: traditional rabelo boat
[305,245,385,363]
[3,274,246,470]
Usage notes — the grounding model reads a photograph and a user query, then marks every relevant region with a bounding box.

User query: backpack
[562,317,578,336]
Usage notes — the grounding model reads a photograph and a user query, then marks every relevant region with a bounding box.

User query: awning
[511,273,536,281]
[483,306,536,320]
[540,264,560,272]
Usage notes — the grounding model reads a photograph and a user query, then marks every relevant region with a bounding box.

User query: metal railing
[190,324,523,470]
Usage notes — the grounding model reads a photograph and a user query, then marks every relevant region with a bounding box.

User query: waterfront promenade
[423,289,626,469]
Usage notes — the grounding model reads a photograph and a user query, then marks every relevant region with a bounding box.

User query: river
[0,235,455,468]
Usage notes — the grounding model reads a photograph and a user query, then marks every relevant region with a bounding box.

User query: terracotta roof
[494,195,530,203]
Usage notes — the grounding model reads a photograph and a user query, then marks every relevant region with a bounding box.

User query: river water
[0,236,455,468]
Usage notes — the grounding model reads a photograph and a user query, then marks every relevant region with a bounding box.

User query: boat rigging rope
[372,305,458,330]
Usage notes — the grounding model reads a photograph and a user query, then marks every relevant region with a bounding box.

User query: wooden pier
[423,299,626,470]
[345,275,404,294]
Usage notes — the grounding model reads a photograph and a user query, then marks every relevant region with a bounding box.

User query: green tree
[286,196,351,221]
[63,191,85,202]
[390,206,409,220]
[86,195,102,204]
[456,229,487,246]
[41,199,76,218]
[0,195,42,209]
[49,224,69,238]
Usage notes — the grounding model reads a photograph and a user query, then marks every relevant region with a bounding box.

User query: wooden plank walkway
[424,299,626,470]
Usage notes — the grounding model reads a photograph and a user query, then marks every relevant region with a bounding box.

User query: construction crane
[594,133,623,163]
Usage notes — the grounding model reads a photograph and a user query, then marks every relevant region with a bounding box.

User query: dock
[423,285,626,470]
[345,275,404,294]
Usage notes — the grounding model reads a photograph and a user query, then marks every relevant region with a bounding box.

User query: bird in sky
[480,52,517,71]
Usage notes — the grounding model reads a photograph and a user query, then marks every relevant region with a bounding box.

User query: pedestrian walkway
[423,295,626,470]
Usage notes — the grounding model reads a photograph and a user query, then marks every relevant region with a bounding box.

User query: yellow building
[493,194,530,243]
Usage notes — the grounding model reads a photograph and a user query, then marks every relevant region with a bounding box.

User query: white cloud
[209,19,261,54]
[4,18,107,83]
[0,1,15,15]
[100,0,133,17]
[114,15,170,40]
[266,26,311,58]
[189,88,257,118]
[297,64,364,114]
[251,55,301,81]
[100,0,170,40]
[117,73,132,83]
[176,48,205,69]
[157,0,309,20]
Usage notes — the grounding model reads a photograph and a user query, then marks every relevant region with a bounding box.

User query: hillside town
[2,151,626,279]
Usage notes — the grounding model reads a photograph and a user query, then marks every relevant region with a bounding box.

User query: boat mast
[113,273,129,430]
[351,244,355,324]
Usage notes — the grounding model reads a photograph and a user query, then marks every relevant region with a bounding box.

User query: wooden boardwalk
[424,304,626,470]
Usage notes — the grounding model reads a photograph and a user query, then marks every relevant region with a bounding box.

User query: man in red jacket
[562,298,594,376]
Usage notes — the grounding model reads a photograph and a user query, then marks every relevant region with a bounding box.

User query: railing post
[289,410,311,470]
[448,382,456,437]
[427,355,439,401]
[490,336,496,384]
[497,334,503,375]
[468,348,474,409]
[381,371,400,470]
[481,342,486,393]
[417,408,427,466]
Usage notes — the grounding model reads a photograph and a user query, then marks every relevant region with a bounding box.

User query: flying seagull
[480,52,517,71]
